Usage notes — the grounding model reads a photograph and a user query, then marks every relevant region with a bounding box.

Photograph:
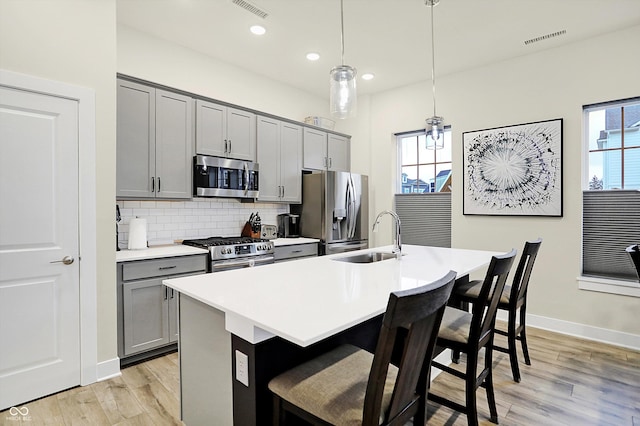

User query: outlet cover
[235,350,249,386]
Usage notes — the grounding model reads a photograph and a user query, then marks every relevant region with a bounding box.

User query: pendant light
[330,0,357,119]
[425,0,444,149]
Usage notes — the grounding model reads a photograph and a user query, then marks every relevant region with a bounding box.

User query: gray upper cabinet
[257,116,302,203]
[303,127,350,172]
[327,133,350,172]
[303,127,327,171]
[196,99,256,161]
[117,79,193,199]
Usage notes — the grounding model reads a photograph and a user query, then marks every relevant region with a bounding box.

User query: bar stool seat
[268,271,458,426]
[452,238,542,383]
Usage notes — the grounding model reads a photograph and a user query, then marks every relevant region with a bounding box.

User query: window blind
[394,193,451,248]
[582,190,640,281]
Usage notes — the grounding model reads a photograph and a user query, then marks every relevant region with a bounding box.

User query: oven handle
[211,255,275,272]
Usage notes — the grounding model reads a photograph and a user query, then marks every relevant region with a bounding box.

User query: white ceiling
[117,0,640,98]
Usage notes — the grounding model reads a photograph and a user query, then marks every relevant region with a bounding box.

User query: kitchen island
[163,244,503,425]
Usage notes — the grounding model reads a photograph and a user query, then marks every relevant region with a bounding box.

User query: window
[396,128,452,194]
[582,98,640,292]
[586,99,640,190]
[394,128,452,248]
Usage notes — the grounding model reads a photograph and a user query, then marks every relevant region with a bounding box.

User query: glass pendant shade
[425,116,444,150]
[330,65,357,119]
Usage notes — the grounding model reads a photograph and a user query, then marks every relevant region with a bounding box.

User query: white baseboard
[96,357,121,382]
[496,311,640,351]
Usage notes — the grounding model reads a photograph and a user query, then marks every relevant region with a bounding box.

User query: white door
[0,85,80,410]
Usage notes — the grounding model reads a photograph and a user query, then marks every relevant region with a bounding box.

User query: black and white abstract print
[463,119,562,216]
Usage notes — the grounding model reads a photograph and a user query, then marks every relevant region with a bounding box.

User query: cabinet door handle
[281,186,285,197]
[224,139,228,153]
[151,177,155,192]
[157,177,161,193]
[228,139,232,153]
[329,158,333,169]
[159,265,177,270]
[164,286,168,300]
[291,250,302,253]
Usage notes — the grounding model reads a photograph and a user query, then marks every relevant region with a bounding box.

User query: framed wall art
[463,118,563,216]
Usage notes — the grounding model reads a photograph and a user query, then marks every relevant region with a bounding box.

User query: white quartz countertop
[164,244,503,347]
[271,237,319,247]
[116,245,208,262]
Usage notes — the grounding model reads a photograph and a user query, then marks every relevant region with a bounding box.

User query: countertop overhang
[163,244,502,347]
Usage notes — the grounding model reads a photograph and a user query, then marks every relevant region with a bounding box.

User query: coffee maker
[277,213,300,238]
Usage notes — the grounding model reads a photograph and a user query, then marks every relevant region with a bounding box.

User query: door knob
[50,256,75,265]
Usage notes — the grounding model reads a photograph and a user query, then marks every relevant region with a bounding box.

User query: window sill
[578,276,640,298]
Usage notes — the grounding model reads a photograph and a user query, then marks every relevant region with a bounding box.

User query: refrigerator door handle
[346,175,357,239]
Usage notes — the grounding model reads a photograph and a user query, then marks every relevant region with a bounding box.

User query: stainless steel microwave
[193,155,259,199]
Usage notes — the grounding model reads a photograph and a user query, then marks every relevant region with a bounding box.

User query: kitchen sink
[333,251,400,264]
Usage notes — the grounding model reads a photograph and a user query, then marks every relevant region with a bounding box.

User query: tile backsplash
[116,198,289,249]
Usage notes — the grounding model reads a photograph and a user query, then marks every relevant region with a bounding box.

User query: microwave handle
[243,162,249,195]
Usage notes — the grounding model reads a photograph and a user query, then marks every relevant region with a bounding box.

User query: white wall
[118,26,332,131]
[368,25,640,339]
[0,0,118,362]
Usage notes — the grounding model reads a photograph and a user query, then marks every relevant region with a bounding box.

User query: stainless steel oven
[182,237,274,271]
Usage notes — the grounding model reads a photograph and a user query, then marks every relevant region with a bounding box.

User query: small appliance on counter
[277,213,300,238]
[261,224,278,240]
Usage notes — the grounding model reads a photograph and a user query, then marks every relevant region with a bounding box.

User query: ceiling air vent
[232,0,269,19]
[524,30,566,46]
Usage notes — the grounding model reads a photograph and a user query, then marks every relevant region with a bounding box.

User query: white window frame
[395,127,452,195]
[579,97,640,298]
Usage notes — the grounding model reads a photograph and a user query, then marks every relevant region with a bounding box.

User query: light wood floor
[2,324,639,425]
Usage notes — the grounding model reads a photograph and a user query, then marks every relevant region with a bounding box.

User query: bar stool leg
[520,304,531,366]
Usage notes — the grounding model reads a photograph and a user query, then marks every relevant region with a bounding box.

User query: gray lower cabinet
[274,243,318,262]
[117,254,207,362]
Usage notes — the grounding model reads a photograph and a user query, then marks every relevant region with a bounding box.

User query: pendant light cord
[340,0,345,65]
[430,1,437,117]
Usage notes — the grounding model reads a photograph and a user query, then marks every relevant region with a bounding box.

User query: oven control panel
[212,242,273,260]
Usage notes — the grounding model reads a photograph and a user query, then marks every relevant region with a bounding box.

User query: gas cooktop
[182,236,274,262]
[182,236,269,247]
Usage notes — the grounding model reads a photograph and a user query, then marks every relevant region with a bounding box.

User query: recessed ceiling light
[250,25,266,35]
[306,53,320,61]
[361,73,375,80]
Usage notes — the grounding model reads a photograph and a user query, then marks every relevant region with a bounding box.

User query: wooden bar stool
[267,270,457,425]
[428,250,517,426]
[453,239,542,383]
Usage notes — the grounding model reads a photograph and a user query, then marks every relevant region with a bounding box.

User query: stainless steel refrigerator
[295,171,368,255]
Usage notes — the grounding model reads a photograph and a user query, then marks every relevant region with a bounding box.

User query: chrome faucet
[372,210,402,258]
